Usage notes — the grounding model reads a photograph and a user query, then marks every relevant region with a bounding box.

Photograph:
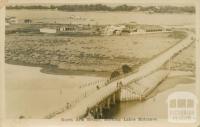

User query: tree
[110,71,120,80]
[19,115,25,119]
[122,64,132,74]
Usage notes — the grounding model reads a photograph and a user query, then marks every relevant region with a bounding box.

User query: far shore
[6,9,195,14]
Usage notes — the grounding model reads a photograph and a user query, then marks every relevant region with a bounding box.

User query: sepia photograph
[0,0,200,126]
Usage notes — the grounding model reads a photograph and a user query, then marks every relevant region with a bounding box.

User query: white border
[0,1,200,127]
[195,0,200,125]
[0,6,5,127]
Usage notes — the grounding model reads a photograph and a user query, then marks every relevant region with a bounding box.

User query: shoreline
[5,62,111,77]
[6,60,195,78]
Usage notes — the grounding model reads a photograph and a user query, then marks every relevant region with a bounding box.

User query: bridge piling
[112,94,116,105]
[107,97,111,109]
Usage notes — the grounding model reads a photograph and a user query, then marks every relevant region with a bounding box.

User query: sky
[8,0,196,6]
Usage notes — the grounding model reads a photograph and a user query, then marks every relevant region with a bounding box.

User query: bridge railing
[44,78,113,119]
[79,79,108,89]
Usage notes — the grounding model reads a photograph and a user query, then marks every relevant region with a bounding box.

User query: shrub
[110,71,120,80]
[19,115,25,119]
[122,64,132,74]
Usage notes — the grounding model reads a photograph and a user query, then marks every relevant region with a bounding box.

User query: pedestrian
[66,102,70,109]
[84,92,86,97]
[96,85,100,90]
[120,81,123,87]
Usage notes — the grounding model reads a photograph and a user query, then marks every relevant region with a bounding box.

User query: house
[57,24,78,32]
[123,22,138,33]
[40,28,57,33]
[56,24,99,35]
[24,19,32,24]
[135,25,164,33]
[129,28,138,35]
[136,28,146,33]
[161,26,172,32]
[125,25,137,31]
[145,10,154,14]
[103,25,125,35]
[145,25,163,32]
[130,24,166,35]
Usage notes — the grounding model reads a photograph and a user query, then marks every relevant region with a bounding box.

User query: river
[6,10,195,26]
[5,64,195,119]
[113,75,195,119]
[5,64,105,118]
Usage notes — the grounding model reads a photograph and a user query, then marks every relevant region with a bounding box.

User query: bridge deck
[54,80,120,119]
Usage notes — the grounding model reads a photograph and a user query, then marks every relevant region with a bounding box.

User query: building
[103,24,165,35]
[136,28,146,33]
[139,25,163,32]
[58,26,76,32]
[24,19,32,24]
[161,26,173,32]
[130,25,165,35]
[125,24,137,32]
[103,25,126,36]
[57,24,78,32]
[40,28,57,34]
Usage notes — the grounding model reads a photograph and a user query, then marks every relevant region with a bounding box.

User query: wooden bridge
[53,31,195,119]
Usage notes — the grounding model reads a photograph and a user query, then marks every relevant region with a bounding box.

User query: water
[112,76,195,119]
[6,10,195,26]
[5,64,195,119]
[5,64,104,118]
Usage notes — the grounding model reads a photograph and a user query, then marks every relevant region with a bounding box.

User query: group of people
[96,80,123,90]
[117,81,123,88]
